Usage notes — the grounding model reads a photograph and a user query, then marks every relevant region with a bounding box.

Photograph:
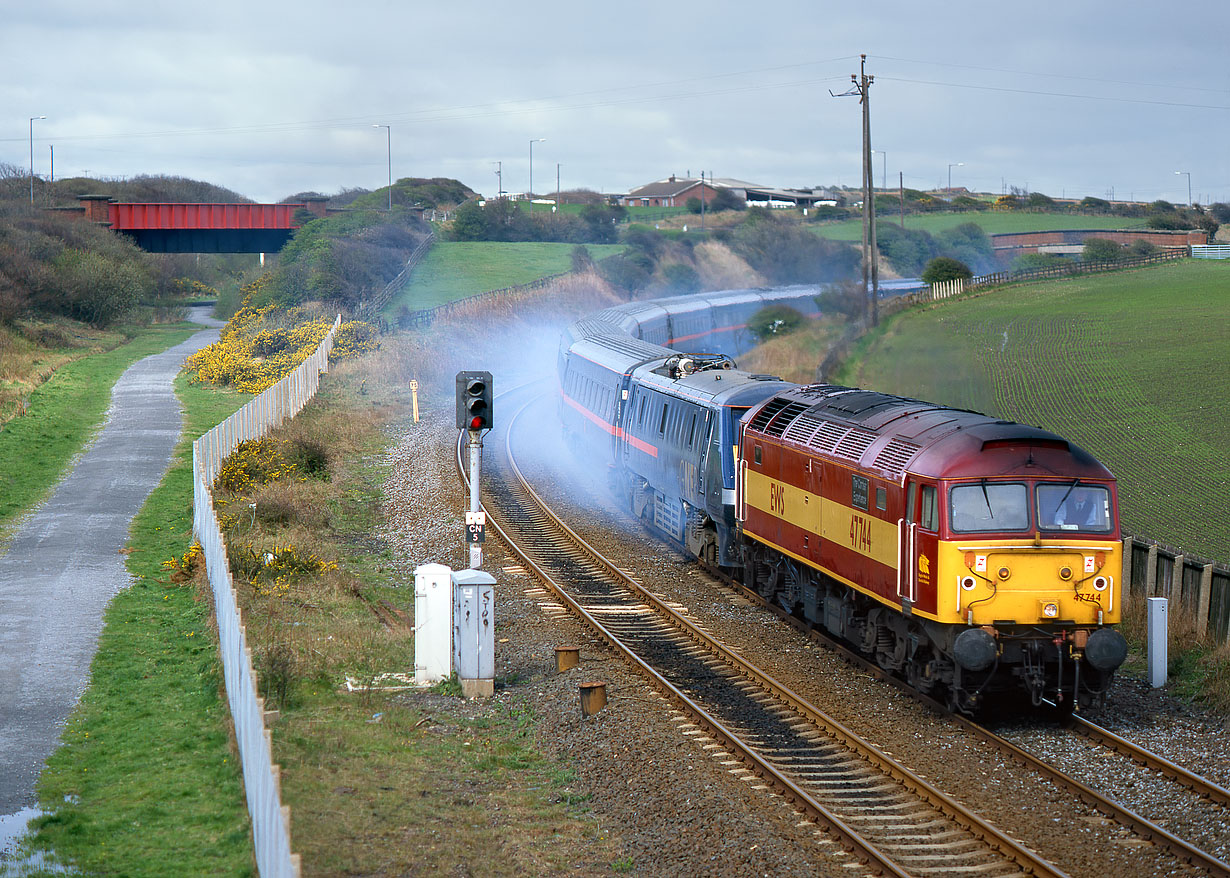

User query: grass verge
[26,376,255,876]
[204,350,622,875]
[389,241,625,314]
[0,322,201,533]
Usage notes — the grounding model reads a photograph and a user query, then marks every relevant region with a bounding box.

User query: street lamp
[1175,170,1192,207]
[372,124,391,210]
[529,138,545,199]
[29,115,46,204]
[947,161,963,192]
[873,150,886,190]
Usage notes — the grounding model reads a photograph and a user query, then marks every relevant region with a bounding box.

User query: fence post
[1196,563,1213,639]
[1145,543,1158,595]
[1172,554,1185,606]
[1121,537,1133,607]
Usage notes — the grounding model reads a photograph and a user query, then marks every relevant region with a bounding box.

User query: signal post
[456,371,493,569]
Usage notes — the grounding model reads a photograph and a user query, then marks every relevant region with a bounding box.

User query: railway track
[462,383,1066,878]
[713,558,1230,877]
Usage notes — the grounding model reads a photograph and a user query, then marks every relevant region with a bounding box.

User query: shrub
[661,262,700,294]
[685,197,703,214]
[815,281,866,320]
[921,257,972,284]
[1082,238,1122,262]
[749,304,805,340]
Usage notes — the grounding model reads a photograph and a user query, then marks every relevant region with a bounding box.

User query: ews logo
[770,482,786,516]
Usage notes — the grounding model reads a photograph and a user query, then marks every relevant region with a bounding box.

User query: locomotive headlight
[1039,600,1060,619]
[1093,576,1109,591]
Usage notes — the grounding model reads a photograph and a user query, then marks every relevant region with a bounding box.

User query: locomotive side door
[898,481,918,605]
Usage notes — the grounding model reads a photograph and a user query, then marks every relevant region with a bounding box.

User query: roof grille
[747,398,793,433]
[833,427,878,461]
[873,437,923,474]
[782,413,825,444]
[812,420,850,452]
[762,401,810,437]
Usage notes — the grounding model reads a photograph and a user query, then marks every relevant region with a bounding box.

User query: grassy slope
[28,376,254,876]
[814,211,1147,242]
[387,241,625,314]
[837,259,1230,562]
[0,323,200,532]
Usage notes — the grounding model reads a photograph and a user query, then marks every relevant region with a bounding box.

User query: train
[557,287,1128,713]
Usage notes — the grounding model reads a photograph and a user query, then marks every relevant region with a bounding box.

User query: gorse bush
[184,275,378,394]
[214,438,306,495]
[230,542,336,597]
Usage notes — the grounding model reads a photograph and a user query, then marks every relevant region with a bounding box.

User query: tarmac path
[0,306,223,830]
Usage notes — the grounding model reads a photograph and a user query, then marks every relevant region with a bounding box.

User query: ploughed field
[839,259,1230,562]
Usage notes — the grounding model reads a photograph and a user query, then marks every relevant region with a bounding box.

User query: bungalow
[620,175,716,207]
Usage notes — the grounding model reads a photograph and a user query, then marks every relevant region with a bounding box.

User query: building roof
[626,176,707,198]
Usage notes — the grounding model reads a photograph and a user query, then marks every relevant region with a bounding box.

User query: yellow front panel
[935,538,1122,625]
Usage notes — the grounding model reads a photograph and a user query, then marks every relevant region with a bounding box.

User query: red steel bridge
[77,195,328,253]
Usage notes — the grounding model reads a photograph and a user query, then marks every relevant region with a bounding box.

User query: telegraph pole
[832,56,878,326]
[858,55,879,327]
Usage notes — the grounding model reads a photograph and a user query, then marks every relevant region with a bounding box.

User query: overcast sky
[3,1,1226,205]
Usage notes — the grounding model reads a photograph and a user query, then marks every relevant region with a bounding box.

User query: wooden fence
[355,231,435,321]
[1123,536,1230,643]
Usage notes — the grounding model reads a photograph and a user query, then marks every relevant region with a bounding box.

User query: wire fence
[192,315,340,878]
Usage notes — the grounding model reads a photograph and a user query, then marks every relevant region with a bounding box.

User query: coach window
[920,485,938,531]
[637,395,646,426]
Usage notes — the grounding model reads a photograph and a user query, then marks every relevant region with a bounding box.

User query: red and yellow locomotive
[736,384,1127,712]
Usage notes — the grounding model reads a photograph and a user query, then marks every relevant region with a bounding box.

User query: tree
[1082,238,1122,262]
[709,188,746,211]
[685,197,703,214]
[449,200,492,241]
[921,257,972,284]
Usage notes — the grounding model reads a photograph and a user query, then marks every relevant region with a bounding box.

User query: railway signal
[456,370,493,568]
[456,370,493,432]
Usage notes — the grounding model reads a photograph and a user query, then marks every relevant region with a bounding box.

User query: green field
[814,211,1147,242]
[387,241,625,315]
[837,259,1230,563]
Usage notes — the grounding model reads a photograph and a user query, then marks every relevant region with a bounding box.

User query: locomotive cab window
[920,485,938,531]
[950,482,1030,533]
[753,445,762,465]
[1037,483,1112,532]
[875,486,887,511]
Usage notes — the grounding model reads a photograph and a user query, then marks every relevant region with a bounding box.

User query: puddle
[0,809,74,876]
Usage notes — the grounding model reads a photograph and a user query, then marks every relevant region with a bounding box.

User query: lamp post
[873,150,886,190]
[372,124,391,210]
[529,138,545,200]
[947,161,963,192]
[1175,170,1192,207]
[29,115,46,204]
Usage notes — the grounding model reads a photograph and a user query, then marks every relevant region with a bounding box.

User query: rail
[469,385,1067,878]
[192,315,340,878]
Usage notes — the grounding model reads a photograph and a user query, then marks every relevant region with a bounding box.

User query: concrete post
[1145,544,1158,596]
[1196,564,1213,639]
[1148,597,1168,688]
[1121,537,1134,606]
[1172,555,1185,606]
